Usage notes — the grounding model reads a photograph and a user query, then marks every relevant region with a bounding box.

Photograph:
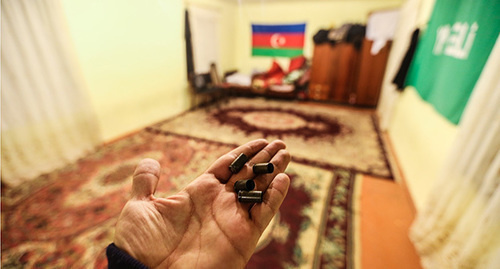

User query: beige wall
[233,0,403,74]
[382,0,459,211]
[388,88,457,210]
[61,0,238,142]
[61,0,189,141]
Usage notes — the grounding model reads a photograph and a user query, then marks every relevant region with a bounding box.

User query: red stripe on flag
[252,33,305,48]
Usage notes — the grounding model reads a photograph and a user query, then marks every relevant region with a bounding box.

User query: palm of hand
[114,140,291,269]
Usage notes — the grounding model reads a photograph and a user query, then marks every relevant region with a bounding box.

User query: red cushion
[267,60,284,75]
[267,72,285,85]
[288,56,306,73]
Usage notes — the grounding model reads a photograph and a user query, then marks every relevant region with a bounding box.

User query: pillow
[267,60,284,76]
[288,55,306,73]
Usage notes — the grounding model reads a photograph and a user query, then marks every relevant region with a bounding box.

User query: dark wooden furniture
[308,38,391,107]
[330,43,360,104]
[354,39,391,106]
[309,43,336,101]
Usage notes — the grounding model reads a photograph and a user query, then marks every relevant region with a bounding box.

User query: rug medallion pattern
[149,98,392,179]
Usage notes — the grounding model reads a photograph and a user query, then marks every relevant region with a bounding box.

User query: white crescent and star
[270,33,287,48]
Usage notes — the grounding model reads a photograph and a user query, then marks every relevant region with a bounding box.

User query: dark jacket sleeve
[106,243,149,269]
[393,28,420,90]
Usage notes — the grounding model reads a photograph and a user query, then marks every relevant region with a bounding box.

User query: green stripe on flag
[252,48,303,58]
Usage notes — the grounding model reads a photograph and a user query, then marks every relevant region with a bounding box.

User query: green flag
[405,0,500,124]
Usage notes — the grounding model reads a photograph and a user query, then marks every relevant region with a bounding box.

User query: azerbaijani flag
[252,23,306,58]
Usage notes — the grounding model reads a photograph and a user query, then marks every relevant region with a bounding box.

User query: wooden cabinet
[330,43,360,103]
[308,44,335,100]
[354,39,391,106]
[308,38,391,107]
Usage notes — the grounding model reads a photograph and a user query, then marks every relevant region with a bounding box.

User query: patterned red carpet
[149,98,392,179]
[1,98,392,268]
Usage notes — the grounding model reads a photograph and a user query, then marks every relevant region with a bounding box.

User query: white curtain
[410,34,500,269]
[188,5,220,74]
[1,0,101,187]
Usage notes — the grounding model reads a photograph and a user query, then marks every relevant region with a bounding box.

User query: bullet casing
[253,163,274,174]
[229,153,248,174]
[238,190,263,203]
[234,179,256,192]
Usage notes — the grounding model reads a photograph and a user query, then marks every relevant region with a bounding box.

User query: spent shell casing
[229,153,248,174]
[237,190,263,203]
[234,179,256,192]
[253,163,274,174]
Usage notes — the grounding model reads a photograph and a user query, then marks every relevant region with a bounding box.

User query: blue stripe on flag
[251,23,306,34]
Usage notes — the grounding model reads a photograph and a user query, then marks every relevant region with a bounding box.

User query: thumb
[131,158,161,199]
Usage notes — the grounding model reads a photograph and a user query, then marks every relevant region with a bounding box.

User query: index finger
[205,139,268,183]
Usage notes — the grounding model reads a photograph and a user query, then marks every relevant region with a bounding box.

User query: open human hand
[113,139,291,268]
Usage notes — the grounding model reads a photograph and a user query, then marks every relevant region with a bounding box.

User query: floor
[355,128,422,269]
[357,174,422,269]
